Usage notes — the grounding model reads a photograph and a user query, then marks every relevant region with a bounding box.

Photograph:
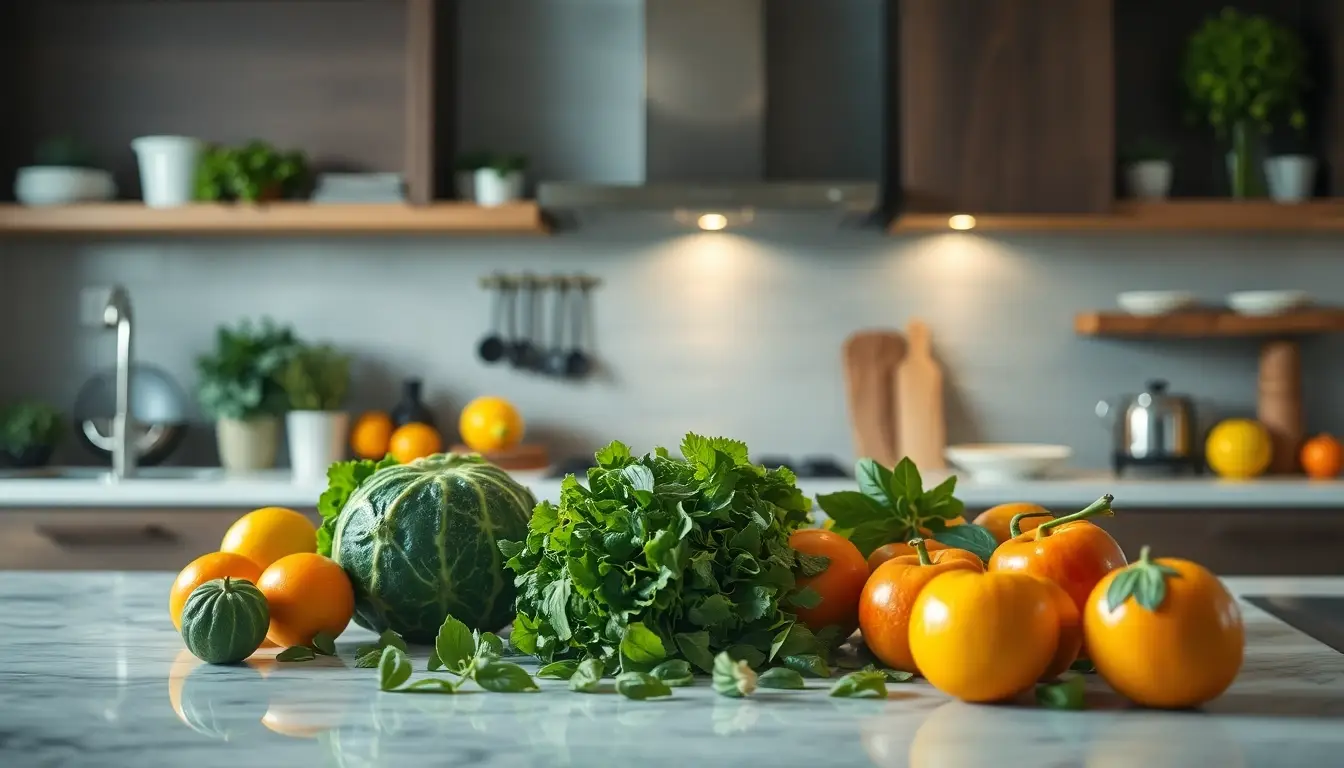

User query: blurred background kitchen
[2,0,1342,573]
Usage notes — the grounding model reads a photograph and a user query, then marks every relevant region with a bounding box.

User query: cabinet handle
[35,523,178,548]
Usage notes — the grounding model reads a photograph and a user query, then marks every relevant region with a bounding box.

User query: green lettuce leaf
[315,454,398,556]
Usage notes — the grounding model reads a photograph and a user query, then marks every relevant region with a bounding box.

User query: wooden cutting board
[449,443,551,471]
[896,319,946,469]
[842,330,906,466]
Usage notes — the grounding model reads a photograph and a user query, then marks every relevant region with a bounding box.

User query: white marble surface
[1,573,1343,767]
[2,467,1343,510]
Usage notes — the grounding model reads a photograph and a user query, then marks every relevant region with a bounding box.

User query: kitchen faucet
[102,286,136,480]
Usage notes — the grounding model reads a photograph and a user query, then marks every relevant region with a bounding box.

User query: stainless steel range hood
[536,0,879,225]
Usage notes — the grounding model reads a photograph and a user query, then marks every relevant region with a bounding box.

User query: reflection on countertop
[1,573,1343,767]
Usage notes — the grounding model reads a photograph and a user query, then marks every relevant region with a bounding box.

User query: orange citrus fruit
[169,551,263,630]
[1300,434,1343,479]
[458,396,524,453]
[350,411,394,460]
[972,502,1050,544]
[388,421,442,463]
[220,507,317,570]
[257,552,355,648]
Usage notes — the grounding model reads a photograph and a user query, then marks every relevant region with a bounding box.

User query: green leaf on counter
[474,661,539,693]
[756,667,806,690]
[615,671,673,700]
[1036,673,1086,710]
[712,651,757,698]
[276,645,316,663]
[378,630,408,653]
[620,622,668,667]
[354,650,382,668]
[475,631,505,658]
[796,553,831,578]
[378,647,412,691]
[569,659,604,693]
[310,631,337,657]
[650,659,695,687]
[880,668,915,683]
[787,586,823,611]
[434,614,476,674]
[783,654,832,678]
[537,660,581,680]
[829,670,888,699]
[932,523,999,564]
[316,455,398,557]
[403,678,458,694]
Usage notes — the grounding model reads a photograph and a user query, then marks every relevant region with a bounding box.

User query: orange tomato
[858,539,983,673]
[168,552,263,630]
[458,396,524,453]
[388,422,442,464]
[220,507,317,571]
[908,570,1068,703]
[1038,577,1082,680]
[1300,434,1343,479]
[988,494,1126,621]
[789,528,870,635]
[350,411,394,460]
[1085,546,1244,709]
[972,502,1050,544]
[866,539,949,572]
[257,553,356,648]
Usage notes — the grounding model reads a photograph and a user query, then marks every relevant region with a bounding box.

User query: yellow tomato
[458,396,524,453]
[1205,418,1272,479]
[220,507,317,570]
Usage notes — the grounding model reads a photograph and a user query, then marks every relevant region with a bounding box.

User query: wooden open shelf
[890,200,1344,234]
[1075,309,1344,338]
[0,202,549,236]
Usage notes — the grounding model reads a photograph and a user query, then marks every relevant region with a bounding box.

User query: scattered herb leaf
[474,661,539,693]
[355,650,382,668]
[404,678,457,694]
[435,614,476,674]
[276,646,316,663]
[538,660,581,680]
[615,671,673,700]
[310,631,337,657]
[378,630,408,653]
[829,670,888,699]
[783,654,832,678]
[1036,673,1086,710]
[880,668,915,683]
[378,647,412,691]
[756,668,806,690]
[569,659,604,693]
[650,659,695,687]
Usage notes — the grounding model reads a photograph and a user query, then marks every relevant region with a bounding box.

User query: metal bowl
[73,364,190,467]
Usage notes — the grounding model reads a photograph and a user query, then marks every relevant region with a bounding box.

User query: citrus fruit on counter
[972,502,1050,544]
[458,396,524,453]
[788,528,870,635]
[257,552,355,648]
[169,551,264,630]
[1205,418,1273,479]
[220,507,317,570]
[388,421,442,463]
[350,411,394,459]
[1300,434,1343,479]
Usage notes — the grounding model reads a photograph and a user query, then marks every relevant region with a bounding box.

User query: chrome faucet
[102,286,136,480]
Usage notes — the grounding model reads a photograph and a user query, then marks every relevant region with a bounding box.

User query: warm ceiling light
[697,213,728,231]
[948,214,977,231]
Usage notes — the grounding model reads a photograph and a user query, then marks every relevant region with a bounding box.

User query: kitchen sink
[0,466,225,481]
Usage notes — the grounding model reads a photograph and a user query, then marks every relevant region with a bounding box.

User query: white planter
[473,169,524,207]
[1123,160,1173,200]
[286,411,349,481]
[14,166,116,206]
[1264,155,1316,203]
[131,135,203,208]
[216,416,279,472]
[455,170,477,201]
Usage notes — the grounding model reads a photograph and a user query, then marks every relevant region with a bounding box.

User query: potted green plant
[14,137,116,206]
[196,140,310,203]
[454,150,491,201]
[0,401,64,468]
[473,153,527,206]
[196,319,300,471]
[1183,8,1309,198]
[1265,124,1316,203]
[1120,138,1177,200]
[132,135,204,208]
[278,343,352,480]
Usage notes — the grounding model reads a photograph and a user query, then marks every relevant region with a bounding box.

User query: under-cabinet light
[697,213,729,231]
[948,214,977,231]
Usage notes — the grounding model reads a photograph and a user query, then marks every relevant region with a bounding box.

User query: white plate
[1116,291,1196,316]
[1226,290,1310,316]
[943,444,1072,483]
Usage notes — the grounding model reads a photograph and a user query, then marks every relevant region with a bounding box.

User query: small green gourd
[180,577,270,665]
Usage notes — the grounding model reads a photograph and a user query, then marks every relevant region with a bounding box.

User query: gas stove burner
[546,454,851,479]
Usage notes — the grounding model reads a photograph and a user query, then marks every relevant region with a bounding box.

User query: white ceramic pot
[216,416,279,472]
[286,411,349,480]
[131,135,203,208]
[1123,160,1172,200]
[14,167,116,206]
[473,169,524,207]
[1264,155,1316,203]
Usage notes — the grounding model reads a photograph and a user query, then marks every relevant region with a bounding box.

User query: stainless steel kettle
[1096,380,1197,471]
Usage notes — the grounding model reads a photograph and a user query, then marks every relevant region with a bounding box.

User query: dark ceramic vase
[390,378,436,430]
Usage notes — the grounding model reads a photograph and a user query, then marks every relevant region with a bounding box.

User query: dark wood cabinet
[896,0,1114,214]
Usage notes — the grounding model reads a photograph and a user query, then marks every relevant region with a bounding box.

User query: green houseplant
[0,401,64,468]
[279,344,354,480]
[196,140,309,202]
[1183,8,1309,198]
[473,152,528,206]
[196,319,299,471]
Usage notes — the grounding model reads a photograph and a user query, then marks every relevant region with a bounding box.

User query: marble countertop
[2,467,1343,510]
[1,572,1343,767]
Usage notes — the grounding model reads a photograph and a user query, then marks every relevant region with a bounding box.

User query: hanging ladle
[477,273,509,364]
[510,273,541,370]
[544,276,572,376]
[565,275,594,378]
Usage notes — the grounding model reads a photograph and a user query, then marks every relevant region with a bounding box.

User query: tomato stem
[1137,544,1152,565]
[1009,511,1054,538]
[1035,494,1114,539]
[908,537,933,566]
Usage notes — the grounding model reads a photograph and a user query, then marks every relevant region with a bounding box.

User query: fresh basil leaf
[475,630,505,657]
[355,650,382,668]
[756,667,806,690]
[814,490,891,529]
[403,678,458,694]
[309,631,337,657]
[675,632,715,674]
[378,647,412,691]
[569,658,604,693]
[620,622,667,666]
[783,654,832,678]
[537,660,581,680]
[788,586,823,610]
[847,520,901,558]
[378,630,408,653]
[881,668,915,683]
[434,614,476,673]
[276,646,316,663]
[650,659,695,687]
[427,651,443,672]
[1036,672,1086,710]
[474,661,539,693]
[796,553,831,577]
[829,670,888,699]
[925,474,958,503]
[932,523,999,564]
[712,651,758,698]
[615,671,673,700]
[855,459,897,509]
[887,458,923,505]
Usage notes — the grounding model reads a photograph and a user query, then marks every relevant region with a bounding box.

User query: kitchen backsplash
[3,219,1343,469]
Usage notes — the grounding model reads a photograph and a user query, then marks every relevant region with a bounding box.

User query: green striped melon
[331,453,535,643]
[180,577,269,665]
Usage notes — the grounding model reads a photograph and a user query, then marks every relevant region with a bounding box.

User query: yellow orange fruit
[168,551,264,630]
[1205,419,1273,479]
[972,502,1050,544]
[458,396,524,453]
[1300,434,1343,479]
[388,421,442,463]
[220,507,317,570]
[350,411,394,460]
[257,552,355,648]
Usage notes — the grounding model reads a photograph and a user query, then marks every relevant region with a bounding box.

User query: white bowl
[1226,290,1310,316]
[14,166,116,206]
[1116,291,1196,316]
[943,444,1072,482]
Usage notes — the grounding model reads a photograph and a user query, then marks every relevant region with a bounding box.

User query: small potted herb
[454,150,492,201]
[196,140,310,203]
[278,343,353,481]
[473,153,527,206]
[131,135,205,208]
[1120,138,1176,200]
[196,319,300,472]
[1265,123,1316,203]
[0,401,64,468]
[14,137,116,206]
